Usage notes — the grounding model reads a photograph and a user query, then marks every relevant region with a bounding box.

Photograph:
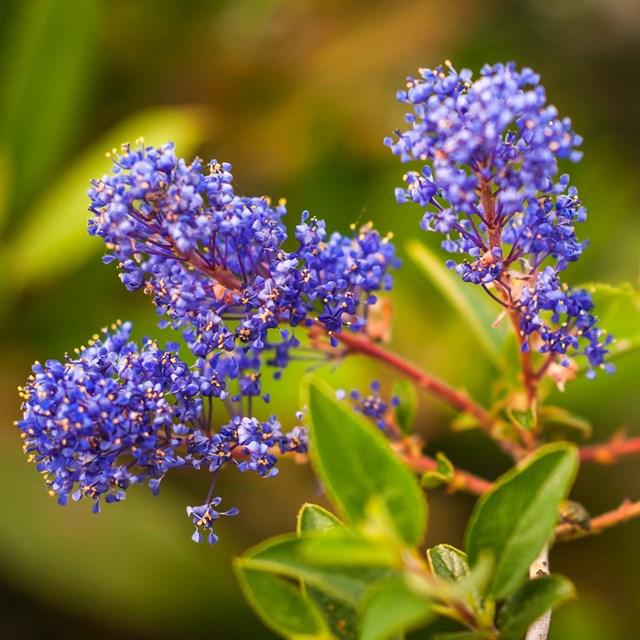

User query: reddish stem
[335,330,494,431]
[403,452,492,495]
[477,174,538,417]
[579,436,640,464]
[555,499,640,542]
[334,330,528,459]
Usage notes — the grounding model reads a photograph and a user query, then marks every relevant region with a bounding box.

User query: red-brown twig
[333,329,530,459]
[579,435,640,464]
[402,450,492,495]
[555,499,640,542]
[334,330,494,431]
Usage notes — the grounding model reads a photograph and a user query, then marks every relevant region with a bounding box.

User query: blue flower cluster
[17,322,308,542]
[88,142,398,368]
[386,61,612,376]
[19,141,398,543]
[337,380,400,431]
[186,499,239,545]
[17,322,200,512]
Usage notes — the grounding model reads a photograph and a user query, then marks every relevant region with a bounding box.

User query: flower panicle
[88,141,399,368]
[17,322,309,542]
[387,61,612,378]
[336,380,400,431]
[17,321,201,512]
[18,138,398,543]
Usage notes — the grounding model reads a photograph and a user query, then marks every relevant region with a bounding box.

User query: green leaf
[507,407,536,432]
[360,577,434,640]
[297,504,358,639]
[406,240,506,369]
[450,413,485,432]
[427,545,470,583]
[4,106,210,292]
[239,534,393,606]
[392,379,417,435]
[421,452,455,489]
[421,472,448,490]
[464,443,578,599]
[234,564,331,639]
[421,472,453,490]
[300,534,402,569]
[411,551,492,607]
[498,575,575,640]
[417,550,493,628]
[305,585,359,640]
[305,376,427,547]
[298,504,344,535]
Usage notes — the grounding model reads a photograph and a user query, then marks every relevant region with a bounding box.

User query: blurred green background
[1,0,639,638]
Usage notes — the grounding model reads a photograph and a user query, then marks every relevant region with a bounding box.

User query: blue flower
[17,321,201,512]
[18,321,309,541]
[387,62,612,375]
[186,498,239,544]
[88,142,399,378]
[338,380,400,431]
[190,415,308,475]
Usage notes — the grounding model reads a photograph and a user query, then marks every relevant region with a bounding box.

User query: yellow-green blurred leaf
[406,240,507,370]
[0,0,96,214]
[0,445,246,636]
[5,105,211,291]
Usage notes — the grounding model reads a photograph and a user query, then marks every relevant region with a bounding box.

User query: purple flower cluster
[185,416,306,543]
[17,323,308,542]
[337,380,399,431]
[88,142,398,365]
[186,415,307,477]
[19,141,398,543]
[386,61,612,376]
[17,322,200,512]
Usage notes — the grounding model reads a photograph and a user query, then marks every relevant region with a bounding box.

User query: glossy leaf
[239,534,392,606]
[300,535,402,569]
[464,443,578,599]
[297,503,358,640]
[306,585,359,640]
[392,379,417,435]
[360,577,434,640]
[305,377,427,547]
[298,503,344,535]
[421,452,455,489]
[507,407,536,432]
[234,564,331,639]
[427,545,470,583]
[498,575,575,640]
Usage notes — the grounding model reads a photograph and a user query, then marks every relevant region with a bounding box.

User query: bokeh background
[1,0,639,638]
